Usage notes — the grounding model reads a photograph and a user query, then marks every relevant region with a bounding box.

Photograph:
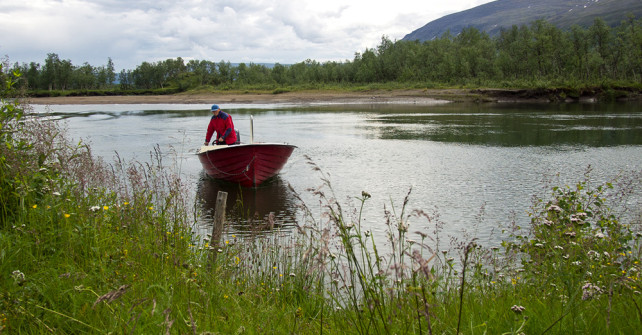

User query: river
[31,101,642,248]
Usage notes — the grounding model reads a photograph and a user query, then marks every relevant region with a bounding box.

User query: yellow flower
[64,213,71,218]
[32,204,37,209]
[224,295,229,299]
[124,202,129,205]
[225,240,229,244]
[148,206,154,210]
[103,205,109,210]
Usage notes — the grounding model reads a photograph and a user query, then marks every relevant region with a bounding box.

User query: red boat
[197,117,296,187]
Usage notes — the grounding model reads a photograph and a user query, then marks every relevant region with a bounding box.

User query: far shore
[23,87,642,105]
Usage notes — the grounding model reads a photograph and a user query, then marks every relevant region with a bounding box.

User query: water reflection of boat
[196,173,298,236]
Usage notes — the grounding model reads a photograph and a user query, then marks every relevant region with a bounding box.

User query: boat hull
[197,143,296,187]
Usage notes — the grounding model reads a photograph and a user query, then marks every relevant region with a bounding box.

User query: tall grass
[1,66,641,333]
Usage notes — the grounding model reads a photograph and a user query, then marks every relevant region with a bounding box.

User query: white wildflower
[510,305,526,314]
[595,232,605,239]
[570,216,583,224]
[547,205,562,212]
[12,270,26,284]
[89,206,101,212]
[582,282,602,300]
[587,250,600,260]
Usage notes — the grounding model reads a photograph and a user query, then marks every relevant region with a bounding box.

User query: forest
[4,16,642,96]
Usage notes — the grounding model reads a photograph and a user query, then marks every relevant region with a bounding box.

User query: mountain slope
[403,0,642,41]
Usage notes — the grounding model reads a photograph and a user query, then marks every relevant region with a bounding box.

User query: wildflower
[535,243,544,248]
[582,283,602,300]
[52,192,61,196]
[565,231,576,237]
[572,261,581,266]
[570,215,583,224]
[289,273,296,277]
[12,270,26,285]
[510,305,526,314]
[124,201,129,205]
[32,204,37,209]
[103,205,109,210]
[547,205,562,212]
[64,213,71,218]
[224,295,229,299]
[595,232,605,239]
[543,219,554,226]
[148,206,154,210]
[577,212,588,219]
[554,245,564,250]
[89,206,100,212]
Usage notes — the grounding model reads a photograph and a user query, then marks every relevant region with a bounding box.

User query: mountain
[403,0,642,42]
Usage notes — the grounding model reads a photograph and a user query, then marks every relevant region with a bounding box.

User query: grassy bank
[2,70,642,334]
[21,80,642,103]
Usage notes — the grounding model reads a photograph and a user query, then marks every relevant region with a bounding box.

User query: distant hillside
[403,0,642,41]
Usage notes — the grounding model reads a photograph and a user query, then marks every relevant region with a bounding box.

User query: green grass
[2,68,641,333]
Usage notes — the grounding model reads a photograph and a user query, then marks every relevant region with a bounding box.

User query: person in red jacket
[204,105,237,145]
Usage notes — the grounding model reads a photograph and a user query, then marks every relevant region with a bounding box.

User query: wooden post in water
[208,191,227,269]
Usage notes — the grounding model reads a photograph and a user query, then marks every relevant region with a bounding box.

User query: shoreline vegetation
[2,66,642,333]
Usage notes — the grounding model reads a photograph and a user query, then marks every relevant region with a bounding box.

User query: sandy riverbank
[23,89,500,105]
[23,87,642,105]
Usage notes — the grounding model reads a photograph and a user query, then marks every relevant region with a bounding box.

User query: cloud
[1,0,493,70]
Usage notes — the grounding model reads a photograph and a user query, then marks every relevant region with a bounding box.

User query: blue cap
[211,104,219,111]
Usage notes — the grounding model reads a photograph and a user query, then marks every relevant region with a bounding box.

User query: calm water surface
[32,102,642,247]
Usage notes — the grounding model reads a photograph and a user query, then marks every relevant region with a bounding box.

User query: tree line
[5,16,642,94]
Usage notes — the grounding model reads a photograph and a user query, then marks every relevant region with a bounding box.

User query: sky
[1,0,494,71]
